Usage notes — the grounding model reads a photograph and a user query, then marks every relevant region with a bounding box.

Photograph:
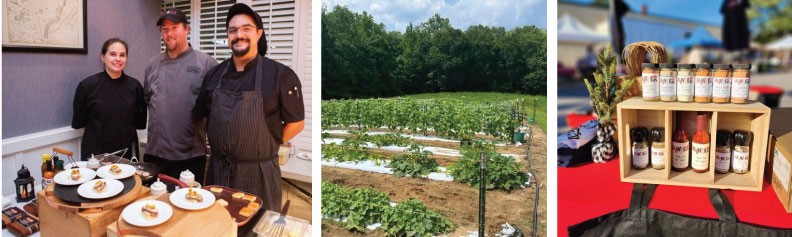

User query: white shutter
[160,1,192,53]
[197,0,235,62]
[291,0,311,153]
[249,0,296,67]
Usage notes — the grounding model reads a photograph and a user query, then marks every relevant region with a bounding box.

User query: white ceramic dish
[53,168,96,185]
[96,164,136,179]
[169,188,215,210]
[121,200,173,227]
[77,179,124,199]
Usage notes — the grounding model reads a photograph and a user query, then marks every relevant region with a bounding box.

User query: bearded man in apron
[192,3,305,212]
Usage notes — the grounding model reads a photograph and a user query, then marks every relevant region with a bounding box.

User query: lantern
[14,165,35,202]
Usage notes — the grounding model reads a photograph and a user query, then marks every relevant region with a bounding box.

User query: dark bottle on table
[631,127,650,170]
[715,130,732,174]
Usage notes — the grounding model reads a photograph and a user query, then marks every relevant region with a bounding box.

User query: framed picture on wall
[2,0,87,54]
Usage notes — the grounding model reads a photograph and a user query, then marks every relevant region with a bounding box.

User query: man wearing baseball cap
[144,8,218,184]
[193,3,305,212]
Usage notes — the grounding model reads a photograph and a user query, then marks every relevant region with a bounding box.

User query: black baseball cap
[157,8,188,26]
[226,3,267,55]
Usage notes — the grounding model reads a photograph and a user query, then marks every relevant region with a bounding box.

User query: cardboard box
[769,108,792,213]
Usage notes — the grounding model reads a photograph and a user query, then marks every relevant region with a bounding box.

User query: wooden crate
[616,98,771,191]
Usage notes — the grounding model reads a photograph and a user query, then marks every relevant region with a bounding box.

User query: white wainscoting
[2,127,84,196]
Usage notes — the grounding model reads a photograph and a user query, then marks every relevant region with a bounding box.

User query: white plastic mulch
[322,137,523,159]
[323,129,523,147]
[321,158,455,181]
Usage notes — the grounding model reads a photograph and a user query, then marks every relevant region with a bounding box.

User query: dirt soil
[322,124,547,236]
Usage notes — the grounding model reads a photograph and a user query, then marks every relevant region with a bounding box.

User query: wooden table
[106,193,236,237]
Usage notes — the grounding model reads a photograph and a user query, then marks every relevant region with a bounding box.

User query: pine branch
[584,45,635,125]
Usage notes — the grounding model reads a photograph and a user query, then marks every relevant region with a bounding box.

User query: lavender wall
[3,1,163,138]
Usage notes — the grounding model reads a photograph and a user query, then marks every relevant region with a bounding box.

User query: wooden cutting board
[107,193,236,237]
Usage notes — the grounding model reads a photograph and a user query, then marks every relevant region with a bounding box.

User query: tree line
[321,5,547,99]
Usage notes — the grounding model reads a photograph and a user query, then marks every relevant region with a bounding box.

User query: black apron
[207,56,282,212]
[569,184,792,237]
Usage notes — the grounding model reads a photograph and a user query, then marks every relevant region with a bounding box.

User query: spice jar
[712,64,731,103]
[694,64,713,103]
[651,127,665,170]
[676,64,694,102]
[659,63,677,102]
[715,130,732,174]
[730,64,751,104]
[732,130,752,174]
[631,127,650,170]
[641,63,660,101]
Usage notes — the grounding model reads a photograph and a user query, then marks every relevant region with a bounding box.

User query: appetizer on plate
[210,187,223,193]
[141,203,158,220]
[247,202,260,210]
[71,169,82,181]
[109,165,122,175]
[232,192,244,199]
[216,199,228,207]
[93,180,106,193]
[185,188,203,203]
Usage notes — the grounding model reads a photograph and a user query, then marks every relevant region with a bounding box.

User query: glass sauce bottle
[651,127,665,169]
[672,112,690,171]
[732,130,752,174]
[691,114,710,173]
[715,130,732,174]
[632,127,650,170]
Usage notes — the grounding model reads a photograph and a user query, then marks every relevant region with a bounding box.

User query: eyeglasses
[228,26,257,35]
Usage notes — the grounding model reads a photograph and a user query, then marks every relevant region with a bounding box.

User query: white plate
[96,164,136,179]
[77,179,124,199]
[121,200,173,227]
[169,188,215,210]
[53,168,96,185]
[64,161,87,170]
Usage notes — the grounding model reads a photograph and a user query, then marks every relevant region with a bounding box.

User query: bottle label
[672,142,689,168]
[677,76,694,97]
[660,75,676,97]
[651,146,665,166]
[712,76,731,98]
[633,147,649,167]
[41,178,53,190]
[733,150,750,171]
[642,73,659,98]
[731,77,750,99]
[692,142,710,170]
[694,76,713,97]
[715,150,731,172]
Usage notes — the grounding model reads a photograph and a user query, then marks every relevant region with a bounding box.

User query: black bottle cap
[677,64,693,69]
[651,127,664,142]
[716,130,731,146]
[714,64,731,70]
[660,63,676,69]
[733,64,751,70]
[733,130,752,146]
[696,64,712,69]
[642,63,658,69]
[632,127,649,143]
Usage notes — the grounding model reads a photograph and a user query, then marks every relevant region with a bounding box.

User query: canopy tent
[667,26,722,48]
[558,13,610,43]
[767,35,792,50]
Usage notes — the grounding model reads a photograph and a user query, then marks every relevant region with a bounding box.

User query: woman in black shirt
[72,38,147,160]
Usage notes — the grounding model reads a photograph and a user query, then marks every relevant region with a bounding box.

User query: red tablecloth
[558,158,792,236]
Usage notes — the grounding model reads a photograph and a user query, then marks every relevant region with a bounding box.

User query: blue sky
[322,0,548,32]
[563,0,723,26]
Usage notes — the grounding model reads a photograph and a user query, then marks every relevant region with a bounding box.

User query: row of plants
[321,98,525,141]
[322,140,528,191]
[322,181,455,236]
[447,143,529,191]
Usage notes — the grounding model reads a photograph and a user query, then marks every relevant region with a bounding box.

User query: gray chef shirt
[144,47,218,160]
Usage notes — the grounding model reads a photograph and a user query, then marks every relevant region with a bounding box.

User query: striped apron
[206,55,282,212]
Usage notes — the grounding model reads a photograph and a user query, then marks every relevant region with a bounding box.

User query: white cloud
[322,0,546,31]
